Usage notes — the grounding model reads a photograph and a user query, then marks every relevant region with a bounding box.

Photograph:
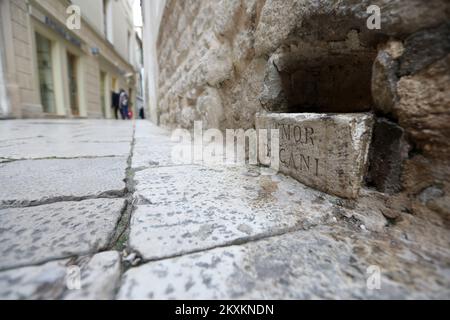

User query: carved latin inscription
[256,113,374,199]
[277,124,320,177]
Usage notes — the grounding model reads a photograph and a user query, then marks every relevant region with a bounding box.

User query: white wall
[72,0,134,63]
[142,0,166,124]
[113,0,134,62]
[0,16,9,118]
[71,0,103,35]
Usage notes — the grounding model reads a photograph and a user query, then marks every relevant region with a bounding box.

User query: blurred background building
[0,0,142,119]
[141,0,165,124]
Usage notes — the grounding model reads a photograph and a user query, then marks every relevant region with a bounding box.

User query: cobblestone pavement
[0,120,449,299]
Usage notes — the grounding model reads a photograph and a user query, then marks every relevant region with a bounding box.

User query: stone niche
[260,31,378,114]
[287,54,375,113]
[256,113,374,199]
[257,33,377,198]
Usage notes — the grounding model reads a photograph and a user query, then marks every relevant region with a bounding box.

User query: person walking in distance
[119,89,129,120]
[111,90,120,120]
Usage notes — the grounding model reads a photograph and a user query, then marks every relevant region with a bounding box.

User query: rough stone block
[372,49,399,115]
[256,113,374,198]
[398,23,450,77]
[366,118,409,194]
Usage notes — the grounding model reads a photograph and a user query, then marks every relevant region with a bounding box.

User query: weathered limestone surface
[131,120,177,169]
[0,120,132,298]
[121,122,450,300]
[256,113,374,198]
[0,141,131,160]
[64,251,121,300]
[0,251,121,300]
[0,120,133,160]
[1,120,449,299]
[132,139,176,169]
[0,199,125,270]
[0,120,133,143]
[129,165,337,260]
[0,157,128,208]
[119,224,450,300]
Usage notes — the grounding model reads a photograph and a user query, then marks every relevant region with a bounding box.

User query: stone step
[256,113,374,199]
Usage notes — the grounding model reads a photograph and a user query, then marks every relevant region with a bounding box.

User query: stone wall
[156,0,450,217]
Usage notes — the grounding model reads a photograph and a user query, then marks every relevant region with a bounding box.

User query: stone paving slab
[134,120,171,139]
[0,199,125,270]
[132,141,177,169]
[0,120,133,160]
[0,120,133,143]
[119,225,450,300]
[0,142,132,160]
[131,121,176,169]
[0,251,121,300]
[1,119,449,300]
[0,157,128,208]
[129,165,337,260]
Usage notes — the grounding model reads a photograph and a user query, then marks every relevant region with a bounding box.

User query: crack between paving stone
[111,221,333,298]
[125,219,336,269]
[0,155,124,163]
[0,125,141,283]
[0,121,355,295]
[0,190,127,210]
[0,194,130,273]
[107,124,137,251]
[132,163,198,173]
[106,122,140,298]
[0,158,17,164]
[0,249,97,273]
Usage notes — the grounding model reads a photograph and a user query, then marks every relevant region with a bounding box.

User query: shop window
[100,71,107,118]
[67,52,79,116]
[35,33,56,114]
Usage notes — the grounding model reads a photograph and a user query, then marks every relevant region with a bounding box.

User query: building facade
[0,0,137,119]
[133,33,144,118]
[141,0,165,124]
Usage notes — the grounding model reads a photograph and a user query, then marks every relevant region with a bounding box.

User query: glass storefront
[35,33,56,114]
[67,52,79,116]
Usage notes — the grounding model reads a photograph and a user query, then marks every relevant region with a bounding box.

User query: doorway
[128,87,133,119]
[111,77,118,92]
[0,28,8,117]
[67,52,79,116]
[36,33,56,114]
[100,71,107,118]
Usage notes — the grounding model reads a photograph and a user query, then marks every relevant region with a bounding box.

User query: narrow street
[0,120,448,299]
